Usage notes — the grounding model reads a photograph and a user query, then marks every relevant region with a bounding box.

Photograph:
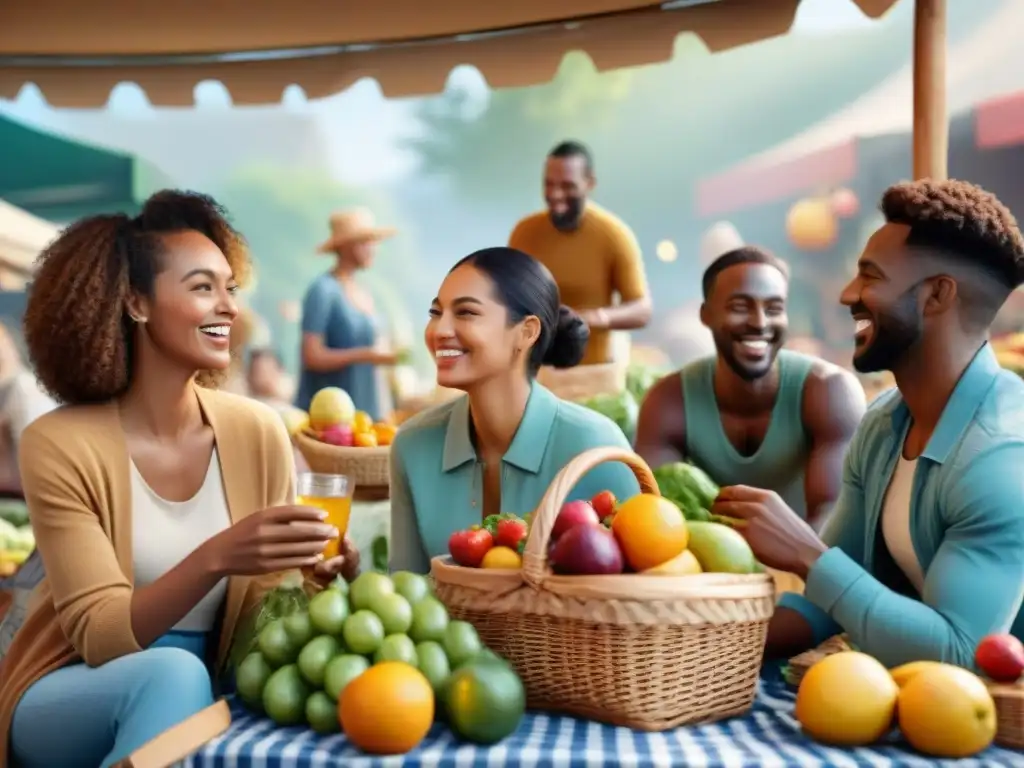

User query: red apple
[549,523,624,575]
[976,633,1024,682]
[551,500,600,540]
[321,424,354,447]
[591,490,617,519]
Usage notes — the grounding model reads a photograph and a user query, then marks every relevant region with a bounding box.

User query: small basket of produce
[786,633,1024,752]
[537,361,626,402]
[293,387,396,498]
[0,500,34,578]
[431,446,776,731]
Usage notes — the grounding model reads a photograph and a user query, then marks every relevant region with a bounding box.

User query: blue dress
[295,273,381,420]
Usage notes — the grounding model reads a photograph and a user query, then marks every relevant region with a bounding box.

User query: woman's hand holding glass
[200,505,338,577]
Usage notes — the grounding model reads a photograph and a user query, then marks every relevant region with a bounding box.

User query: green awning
[0,114,172,222]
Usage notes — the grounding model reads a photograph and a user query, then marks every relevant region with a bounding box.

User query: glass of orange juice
[297,472,354,560]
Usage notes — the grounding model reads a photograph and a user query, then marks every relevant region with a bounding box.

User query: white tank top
[881,453,926,594]
[131,449,231,632]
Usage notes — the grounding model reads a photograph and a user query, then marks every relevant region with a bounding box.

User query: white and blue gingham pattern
[187,675,1023,767]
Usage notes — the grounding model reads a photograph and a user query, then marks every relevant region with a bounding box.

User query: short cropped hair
[702,246,790,300]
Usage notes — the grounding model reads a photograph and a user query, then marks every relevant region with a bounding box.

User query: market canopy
[696,0,1020,217]
[0,114,173,222]
[0,198,55,276]
[0,0,899,107]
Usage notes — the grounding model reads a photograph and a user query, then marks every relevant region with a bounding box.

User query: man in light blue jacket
[713,179,1024,669]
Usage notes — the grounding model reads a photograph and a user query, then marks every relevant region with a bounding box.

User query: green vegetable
[654,462,719,507]
[652,462,720,522]
[624,363,665,404]
[0,501,29,528]
[780,664,800,687]
[229,573,309,674]
[371,534,389,573]
[577,390,639,443]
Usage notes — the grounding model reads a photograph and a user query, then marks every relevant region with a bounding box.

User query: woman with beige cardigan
[0,191,358,767]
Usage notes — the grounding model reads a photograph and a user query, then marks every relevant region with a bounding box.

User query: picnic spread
[213,418,1024,767]
[187,668,1022,768]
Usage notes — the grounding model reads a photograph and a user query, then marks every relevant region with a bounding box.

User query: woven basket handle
[521,446,659,588]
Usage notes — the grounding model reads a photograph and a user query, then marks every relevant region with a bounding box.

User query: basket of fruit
[430,446,776,731]
[294,387,396,495]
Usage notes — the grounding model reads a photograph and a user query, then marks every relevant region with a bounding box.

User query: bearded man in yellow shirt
[508,141,652,366]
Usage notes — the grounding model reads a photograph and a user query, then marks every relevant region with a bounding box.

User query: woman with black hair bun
[389,247,640,574]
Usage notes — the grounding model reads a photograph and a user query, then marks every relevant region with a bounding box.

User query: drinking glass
[296,472,354,559]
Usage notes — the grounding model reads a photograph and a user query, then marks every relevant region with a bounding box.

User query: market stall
[5,1,1002,766]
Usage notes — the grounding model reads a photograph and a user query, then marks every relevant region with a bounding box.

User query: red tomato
[448,527,494,568]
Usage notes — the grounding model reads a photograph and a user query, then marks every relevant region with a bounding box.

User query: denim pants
[10,631,215,768]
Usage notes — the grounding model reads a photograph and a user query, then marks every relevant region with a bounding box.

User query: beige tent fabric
[0,0,898,107]
[0,199,56,282]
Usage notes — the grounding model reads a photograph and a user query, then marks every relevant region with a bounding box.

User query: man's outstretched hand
[711,485,828,579]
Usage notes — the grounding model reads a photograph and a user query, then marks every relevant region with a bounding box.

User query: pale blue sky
[0,0,880,185]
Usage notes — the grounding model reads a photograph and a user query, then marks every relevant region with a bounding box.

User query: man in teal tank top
[635,246,865,530]
[712,180,1024,668]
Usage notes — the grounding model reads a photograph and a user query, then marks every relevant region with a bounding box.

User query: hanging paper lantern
[786,198,838,251]
[656,240,678,263]
[830,187,860,219]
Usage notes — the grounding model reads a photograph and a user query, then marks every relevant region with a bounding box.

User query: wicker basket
[431,446,776,731]
[786,637,1024,749]
[294,429,389,499]
[537,362,626,402]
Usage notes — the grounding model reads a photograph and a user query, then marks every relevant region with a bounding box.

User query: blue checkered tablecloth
[186,669,1023,768]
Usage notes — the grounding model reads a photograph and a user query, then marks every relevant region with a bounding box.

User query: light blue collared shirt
[780,343,1024,668]
[389,383,641,574]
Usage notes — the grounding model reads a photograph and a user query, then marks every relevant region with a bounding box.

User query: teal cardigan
[389,383,641,574]
[780,343,1024,668]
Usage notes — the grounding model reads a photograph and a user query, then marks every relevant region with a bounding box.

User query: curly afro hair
[24,190,251,405]
[880,179,1024,289]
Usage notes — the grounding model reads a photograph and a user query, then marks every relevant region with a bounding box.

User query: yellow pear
[643,549,702,576]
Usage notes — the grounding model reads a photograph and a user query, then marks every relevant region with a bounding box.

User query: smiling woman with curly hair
[0,191,358,767]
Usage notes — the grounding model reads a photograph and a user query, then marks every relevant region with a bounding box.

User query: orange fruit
[611,494,689,571]
[795,651,897,746]
[353,411,374,434]
[897,664,996,758]
[339,661,434,754]
[374,423,398,446]
[354,431,379,448]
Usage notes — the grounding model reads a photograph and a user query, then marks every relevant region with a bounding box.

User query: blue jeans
[11,631,215,768]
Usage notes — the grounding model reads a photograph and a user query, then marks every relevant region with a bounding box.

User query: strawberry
[448,526,494,568]
[495,517,529,550]
[591,490,618,519]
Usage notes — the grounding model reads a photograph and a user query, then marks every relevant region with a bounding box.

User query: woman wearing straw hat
[296,208,401,420]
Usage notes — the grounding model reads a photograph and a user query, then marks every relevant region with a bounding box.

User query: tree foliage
[404,52,632,207]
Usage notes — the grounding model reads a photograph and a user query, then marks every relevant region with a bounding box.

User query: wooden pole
[912,0,948,180]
